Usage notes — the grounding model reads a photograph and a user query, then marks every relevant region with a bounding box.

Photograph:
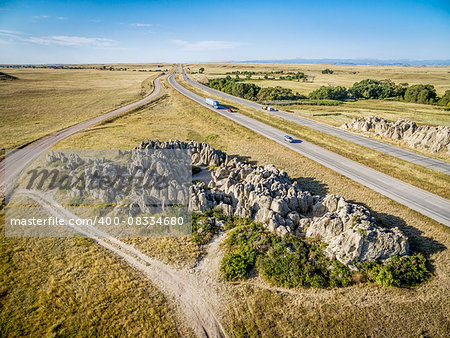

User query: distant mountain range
[233,58,450,66]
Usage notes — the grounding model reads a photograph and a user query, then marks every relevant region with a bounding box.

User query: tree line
[209,76,305,101]
[309,79,449,106]
[209,76,450,107]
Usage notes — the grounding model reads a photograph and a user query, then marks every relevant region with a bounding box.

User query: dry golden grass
[3,74,449,336]
[0,211,192,337]
[0,68,160,150]
[286,99,450,127]
[186,62,450,96]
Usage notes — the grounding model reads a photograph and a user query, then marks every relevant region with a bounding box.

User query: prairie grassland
[0,211,192,337]
[186,62,450,96]
[0,68,160,150]
[287,99,450,127]
[77,63,172,71]
[52,75,449,335]
[3,74,448,336]
[179,78,450,198]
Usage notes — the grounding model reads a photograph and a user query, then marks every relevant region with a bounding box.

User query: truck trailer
[205,97,220,109]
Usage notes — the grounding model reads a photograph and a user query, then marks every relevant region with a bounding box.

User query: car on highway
[226,108,233,113]
[284,135,294,143]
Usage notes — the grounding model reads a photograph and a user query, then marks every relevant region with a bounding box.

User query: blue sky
[0,0,449,63]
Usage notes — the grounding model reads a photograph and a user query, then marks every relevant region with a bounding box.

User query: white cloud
[0,30,114,48]
[56,16,68,20]
[25,35,116,47]
[172,39,245,51]
[130,23,152,27]
[32,15,49,19]
[0,29,21,36]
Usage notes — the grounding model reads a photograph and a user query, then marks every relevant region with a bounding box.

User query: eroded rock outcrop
[341,115,450,154]
[138,140,410,266]
[48,139,410,267]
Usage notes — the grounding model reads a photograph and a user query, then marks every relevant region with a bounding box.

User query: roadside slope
[169,68,450,227]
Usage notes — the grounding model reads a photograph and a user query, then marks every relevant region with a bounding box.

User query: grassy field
[286,99,450,126]
[44,74,450,336]
[1,69,449,336]
[0,211,192,337]
[0,68,163,150]
[186,62,450,96]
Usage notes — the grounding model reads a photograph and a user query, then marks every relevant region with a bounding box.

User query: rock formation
[139,140,410,266]
[46,139,410,267]
[341,115,450,154]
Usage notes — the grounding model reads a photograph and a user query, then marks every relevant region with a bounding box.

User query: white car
[284,135,294,143]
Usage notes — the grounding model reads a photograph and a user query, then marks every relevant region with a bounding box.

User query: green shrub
[322,68,334,74]
[256,235,330,288]
[224,223,271,253]
[191,213,219,245]
[328,260,353,287]
[369,253,429,287]
[220,248,257,281]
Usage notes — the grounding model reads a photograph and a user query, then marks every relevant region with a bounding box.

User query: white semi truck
[205,97,220,109]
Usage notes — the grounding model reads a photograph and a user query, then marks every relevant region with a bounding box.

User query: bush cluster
[309,86,349,100]
[218,222,430,289]
[209,73,447,107]
[368,253,429,287]
[209,77,303,101]
[438,90,450,107]
[322,68,334,74]
[310,79,446,106]
[404,84,437,104]
[220,224,353,288]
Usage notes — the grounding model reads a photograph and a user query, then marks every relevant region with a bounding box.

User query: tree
[438,90,450,107]
[404,84,437,104]
[199,67,205,74]
[349,79,406,99]
[322,68,334,74]
[309,86,348,100]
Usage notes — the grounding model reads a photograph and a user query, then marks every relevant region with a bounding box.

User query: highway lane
[169,67,450,227]
[1,74,163,195]
[180,66,450,175]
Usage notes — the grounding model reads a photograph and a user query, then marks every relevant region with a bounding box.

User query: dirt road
[14,189,226,337]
